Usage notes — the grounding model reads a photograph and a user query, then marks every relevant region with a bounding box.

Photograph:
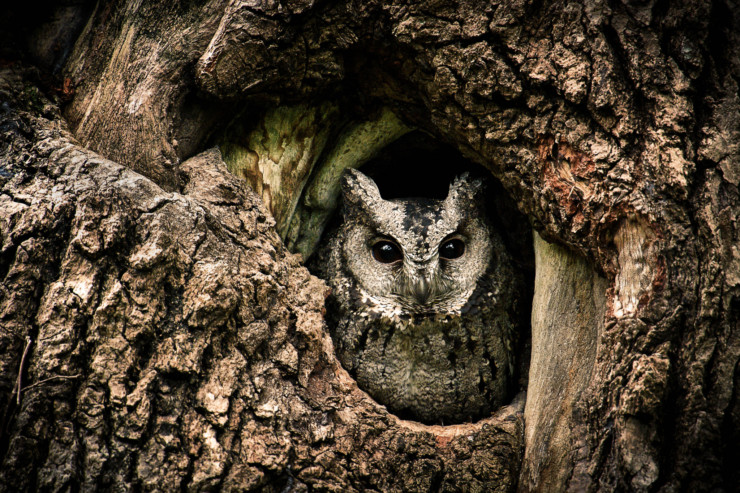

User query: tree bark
[0,66,523,492]
[1,0,739,491]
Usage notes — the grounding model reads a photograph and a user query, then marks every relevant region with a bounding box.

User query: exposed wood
[220,102,340,238]
[221,104,411,259]
[524,233,608,491]
[62,0,229,190]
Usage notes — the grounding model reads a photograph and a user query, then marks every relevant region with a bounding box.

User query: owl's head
[339,169,494,314]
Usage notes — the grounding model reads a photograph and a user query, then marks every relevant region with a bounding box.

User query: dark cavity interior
[360,131,484,200]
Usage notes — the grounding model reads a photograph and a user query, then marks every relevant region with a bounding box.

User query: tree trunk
[1,0,739,491]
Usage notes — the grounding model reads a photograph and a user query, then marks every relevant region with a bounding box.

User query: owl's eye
[371,241,403,264]
[440,238,465,259]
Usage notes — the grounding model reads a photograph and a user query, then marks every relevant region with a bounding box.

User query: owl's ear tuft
[341,169,383,215]
[445,173,486,210]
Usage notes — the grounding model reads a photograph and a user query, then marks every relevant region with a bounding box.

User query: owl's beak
[397,261,441,306]
[411,276,431,305]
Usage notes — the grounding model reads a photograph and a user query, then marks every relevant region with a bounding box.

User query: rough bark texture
[1,0,740,491]
[0,68,523,491]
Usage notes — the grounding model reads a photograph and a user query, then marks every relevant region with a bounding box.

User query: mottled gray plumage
[314,169,524,424]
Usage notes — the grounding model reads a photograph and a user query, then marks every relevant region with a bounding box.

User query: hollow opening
[308,130,534,425]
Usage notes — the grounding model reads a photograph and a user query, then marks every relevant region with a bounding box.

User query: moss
[22,85,44,114]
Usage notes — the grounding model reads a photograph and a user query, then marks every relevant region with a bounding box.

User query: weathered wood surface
[220,104,411,258]
[524,233,608,491]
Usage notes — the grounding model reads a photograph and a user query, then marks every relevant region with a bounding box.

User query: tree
[1,0,738,491]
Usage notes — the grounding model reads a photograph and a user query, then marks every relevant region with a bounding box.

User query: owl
[314,169,525,424]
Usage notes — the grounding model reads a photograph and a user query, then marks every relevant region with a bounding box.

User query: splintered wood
[613,217,657,318]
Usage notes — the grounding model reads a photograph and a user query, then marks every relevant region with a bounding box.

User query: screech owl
[314,169,525,424]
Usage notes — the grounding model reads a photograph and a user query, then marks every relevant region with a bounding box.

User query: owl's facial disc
[341,168,493,314]
[366,234,455,307]
[375,237,461,308]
